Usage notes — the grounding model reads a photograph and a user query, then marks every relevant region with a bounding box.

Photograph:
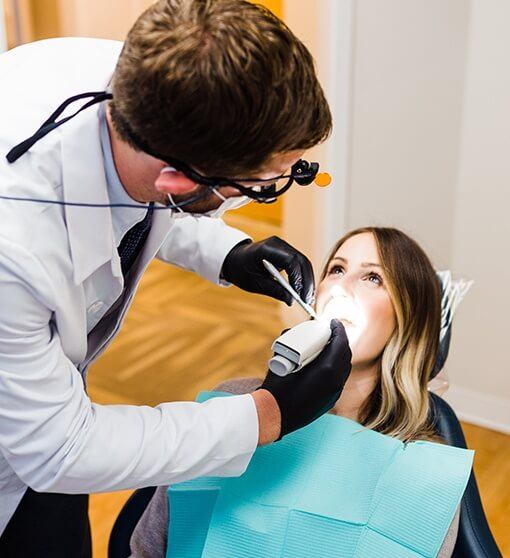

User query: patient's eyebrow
[330,256,381,268]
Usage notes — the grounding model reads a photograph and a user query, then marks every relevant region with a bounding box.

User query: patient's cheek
[376,298,396,336]
[348,298,395,365]
[364,302,395,356]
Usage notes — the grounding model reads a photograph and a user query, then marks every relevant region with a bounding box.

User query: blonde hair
[321,227,441,442]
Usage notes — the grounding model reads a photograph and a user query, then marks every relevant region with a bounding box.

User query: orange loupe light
[314,172,332,188]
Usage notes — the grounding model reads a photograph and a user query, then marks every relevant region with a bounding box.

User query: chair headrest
[431,271,473,379]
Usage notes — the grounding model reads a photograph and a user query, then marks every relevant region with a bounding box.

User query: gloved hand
[259,319,352,438]
[221,236,315,305]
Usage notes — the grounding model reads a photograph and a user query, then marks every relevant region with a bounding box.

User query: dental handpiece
[262,259,318,319]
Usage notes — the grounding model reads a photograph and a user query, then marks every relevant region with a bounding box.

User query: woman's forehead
[334,233,381,264]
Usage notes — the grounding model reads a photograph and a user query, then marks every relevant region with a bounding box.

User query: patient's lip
[322,307,356,326]
[321,298,357,326]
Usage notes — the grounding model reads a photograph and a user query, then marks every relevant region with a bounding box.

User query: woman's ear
[155,167,198,194]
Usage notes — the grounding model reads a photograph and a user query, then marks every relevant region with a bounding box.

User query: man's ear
[155,167,198,194]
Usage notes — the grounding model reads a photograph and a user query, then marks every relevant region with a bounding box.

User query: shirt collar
[98,103,148,246]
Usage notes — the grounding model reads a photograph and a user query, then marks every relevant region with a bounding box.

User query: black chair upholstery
[108,486,156,558]
[428,392,502,557]
[109,396,502,558]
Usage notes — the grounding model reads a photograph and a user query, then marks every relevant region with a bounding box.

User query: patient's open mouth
[319,297,358,327]
[319,298,364,347]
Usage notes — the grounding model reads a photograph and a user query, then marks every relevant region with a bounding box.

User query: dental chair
[428,392,501,557]
[108,330,502,558]
[429,327,501,557]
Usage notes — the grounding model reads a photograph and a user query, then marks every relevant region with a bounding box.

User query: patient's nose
[330,281,354,299]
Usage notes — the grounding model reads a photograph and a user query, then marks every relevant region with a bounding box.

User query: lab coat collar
[61,102,120,285]
[61,101,173,286]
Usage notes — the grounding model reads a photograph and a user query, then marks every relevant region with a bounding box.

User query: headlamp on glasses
[120,117,332,204]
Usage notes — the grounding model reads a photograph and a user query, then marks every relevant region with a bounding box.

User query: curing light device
[262,259,332,377]
[269,318,332,376]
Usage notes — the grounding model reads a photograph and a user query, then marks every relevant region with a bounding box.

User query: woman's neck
[331,363,379,421]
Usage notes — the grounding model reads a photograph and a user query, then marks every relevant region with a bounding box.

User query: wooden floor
[86,215,510,557]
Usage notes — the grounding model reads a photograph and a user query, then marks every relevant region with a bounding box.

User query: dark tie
[117,203,155,277]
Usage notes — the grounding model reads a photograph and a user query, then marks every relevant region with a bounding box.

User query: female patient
[130,227,461,557]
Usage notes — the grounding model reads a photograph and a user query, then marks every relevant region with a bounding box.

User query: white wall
[283,0,510,432]
[445,0,510,432]
[0,0,7,52]
[347,0,470,267]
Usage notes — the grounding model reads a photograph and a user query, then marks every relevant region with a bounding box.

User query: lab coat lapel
[60,104,122,285]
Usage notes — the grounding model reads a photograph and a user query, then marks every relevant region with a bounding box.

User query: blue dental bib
[166,392,473,557]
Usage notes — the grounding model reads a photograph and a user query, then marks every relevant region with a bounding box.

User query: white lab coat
[0,38,258,534]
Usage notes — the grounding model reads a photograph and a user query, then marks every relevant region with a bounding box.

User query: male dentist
[0,1,352,556]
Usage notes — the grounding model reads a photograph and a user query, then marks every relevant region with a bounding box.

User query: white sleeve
[156,215,251,285]
[0,247,258,494]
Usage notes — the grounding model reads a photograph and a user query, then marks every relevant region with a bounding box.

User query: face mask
[164,166,252,218]
[203,189,252,218]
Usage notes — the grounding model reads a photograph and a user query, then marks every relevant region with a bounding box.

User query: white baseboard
[442,384,510,434]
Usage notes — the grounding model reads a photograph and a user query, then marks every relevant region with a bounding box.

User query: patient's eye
[328,264,344,276]
[366,272,383,286]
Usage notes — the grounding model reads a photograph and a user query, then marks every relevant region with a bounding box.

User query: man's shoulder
[1,37,123,71]
[0,37,122,140]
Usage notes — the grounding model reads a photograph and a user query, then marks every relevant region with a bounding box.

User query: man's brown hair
[110,0,332,176]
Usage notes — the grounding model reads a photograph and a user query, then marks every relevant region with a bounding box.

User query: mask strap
[6,91,112,163]
[211,188,227,202]
[167,193,185,213]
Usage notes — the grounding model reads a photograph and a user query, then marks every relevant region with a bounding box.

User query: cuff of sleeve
[204,393,258,477]
[201,221,251,286]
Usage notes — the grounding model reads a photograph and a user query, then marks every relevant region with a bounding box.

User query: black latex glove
[259,320,352,439]
[221,236,315,305]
